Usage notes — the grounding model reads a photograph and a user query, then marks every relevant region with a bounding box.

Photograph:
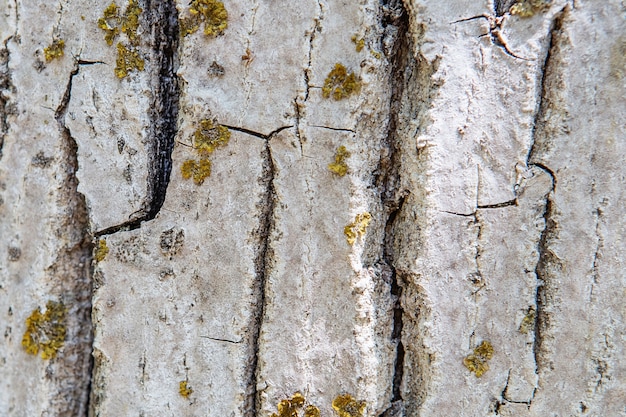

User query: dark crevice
[200,336,243,344]
[524,7,567,398]
[477,199,517,209]
[387,196,406,404]
[532,193,555,378]
[441,210,476,217]
[526,7,566,167]
[451,14,531,61]
[246,139,276,417]
[376,0,410,413]
[0,38,15,162]
[144,0,179,219]
[222,124,293,141]
[95,0,180,237]
[54,60,94,417]
[308,125,355,133]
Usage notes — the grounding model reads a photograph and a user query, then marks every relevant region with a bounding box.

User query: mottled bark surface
[0,0,624,416]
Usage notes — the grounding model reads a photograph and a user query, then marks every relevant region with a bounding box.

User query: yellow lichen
[43,39,65,62]
[98,2,120,46]
[304,405,321,417]
[519,307,536,334]
[181,158,212,185]
[328,145,351,177]
[179,380,193,398]
[180,0,228,38]
[115,42,144,78]
[95,239,109,262]
[192,119,231,155]
[332,394,366,417]
[344,212,372,245]
[370,50,382,60]
[180,119,230,185]
[98,0,143,46]
[322,63,361,100]
[510,0,551,17]
[351,34,365,52]
[463,340,494,377]
[121,0,142,45]
[21,301,67,359]
[270,392,306,417]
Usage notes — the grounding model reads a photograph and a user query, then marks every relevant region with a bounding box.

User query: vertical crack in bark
[53,62,94,417]
[293,0,322,154]
[0,38,14,162]
[525,8,567,399]
[376,0,410,413]
[589,203,604,302]
[145,0,179,219]
[375,1,441,414]
[247,138,276,417]
[95,0,180,237]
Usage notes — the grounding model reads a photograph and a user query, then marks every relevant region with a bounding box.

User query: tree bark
[0,0,624,416]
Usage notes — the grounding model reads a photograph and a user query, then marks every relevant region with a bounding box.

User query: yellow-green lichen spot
[323,63,361,100]
[463,340,494,377]
[328,145,350,177]
[180,0,228,38]
[180,118,230,185]
[43,39,65,62]
[22,300,67,359]
[332,394,366,417]
[179,380,193,398]
[510,0,551,17]
[270,392,321,417]
[98,0,145,78]
[344,212,372,245]
[95,239,109,262]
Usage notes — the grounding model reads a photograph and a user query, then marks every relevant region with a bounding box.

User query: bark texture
[0,0,624,416]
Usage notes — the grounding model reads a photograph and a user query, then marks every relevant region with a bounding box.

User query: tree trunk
[1,0,624,416]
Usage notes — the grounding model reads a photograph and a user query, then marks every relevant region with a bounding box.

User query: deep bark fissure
[0,39,12,161]
[376,0,410,412]
[54,61,95,417]
[95,0,180,237]
[247,138,276,417]
[525,7,567,396]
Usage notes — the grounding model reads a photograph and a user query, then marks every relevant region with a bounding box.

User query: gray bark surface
[0,0,624,416]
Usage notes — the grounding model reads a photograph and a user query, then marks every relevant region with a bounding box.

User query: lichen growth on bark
[344,212,372,245]
[43,39,65,62]
[332,394,366,417]
[328,145,350,176]
[98,0,142,46]
[270,392,320,417]
[519,306,536,334]
[463,340,494,377]
[351,35,365,52]
[21,301,67,359]
[95,239,109,262]
[179,0,228,38]
[510,0,551,17]
[181,118,230,185]
[98,2,120,46]
[98,1,145,78]
[114,42,145,79]
[181,158,212,185]
[179,380,193,398]
[322,63,361,100]
[192,119,231,155]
